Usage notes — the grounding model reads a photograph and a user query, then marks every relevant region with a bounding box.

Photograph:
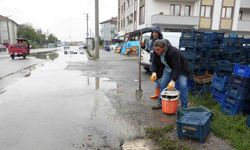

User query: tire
[23,55,26,59]
[11,54,15,60]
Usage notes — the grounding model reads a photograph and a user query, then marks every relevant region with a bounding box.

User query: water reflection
[86,77,117,91]
[30,51,59,61]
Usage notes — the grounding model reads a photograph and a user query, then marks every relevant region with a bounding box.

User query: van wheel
[144,67,150,72]
[23,55,26,59]
[11,54,15,60]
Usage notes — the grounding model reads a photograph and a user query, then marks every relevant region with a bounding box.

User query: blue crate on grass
[233,64,250,78]
[224,94,245,106]
[211,74,230,92]
[222,103,242,116]
[242,102,250,115]
[192,83,211,95]
[231,75,250,87]
[211,88,226,105]
[177,111,212,143]
[187,79,195,90]
[177,106,212,120]
[227,84,250,100]
[247,115,250,128]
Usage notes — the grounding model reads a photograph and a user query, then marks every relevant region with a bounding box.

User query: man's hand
[150,72,157,81]
[167,80,175,90]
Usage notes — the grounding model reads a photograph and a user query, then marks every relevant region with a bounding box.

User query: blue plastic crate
[187,79,195,90]
[177,111,212,143]
[211,88,226,105]
[181,51,201,60]
[215,60,234,73]
[247,115,250,128]
[177,106,212,120]
[181,31,204,41]
[227,84,250,100]
[231,75,250,87]
[222,101,242,115]
[224,94,245,106]
[233,64,250,78]
[211,74,230,91]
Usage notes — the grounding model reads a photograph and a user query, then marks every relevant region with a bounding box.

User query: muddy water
[0,49,144,150]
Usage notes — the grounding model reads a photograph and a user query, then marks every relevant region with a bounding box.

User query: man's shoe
[152,104,162,110]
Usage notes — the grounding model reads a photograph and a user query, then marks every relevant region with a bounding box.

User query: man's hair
[153,39,167,48]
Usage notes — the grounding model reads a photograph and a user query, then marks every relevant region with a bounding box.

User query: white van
[141,32,181,72]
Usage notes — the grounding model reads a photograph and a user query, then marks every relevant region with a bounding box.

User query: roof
[0,15,19,25]
[125,27,154,37]
[100,17,117,24]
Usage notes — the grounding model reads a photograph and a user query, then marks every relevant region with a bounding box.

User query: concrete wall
[100,22,116,41]
[138,0,200,30]
[0,19,17,44]
[212,0,222,30]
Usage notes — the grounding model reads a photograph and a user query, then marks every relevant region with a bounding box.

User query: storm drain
[121,139,156,150]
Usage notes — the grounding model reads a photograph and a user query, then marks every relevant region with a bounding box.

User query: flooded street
[0,48,146,150]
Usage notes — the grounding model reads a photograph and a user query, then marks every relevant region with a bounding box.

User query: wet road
[0,47,233,150]
[0,47,146,150]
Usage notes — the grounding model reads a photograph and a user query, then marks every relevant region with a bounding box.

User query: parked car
[0,44,7,52]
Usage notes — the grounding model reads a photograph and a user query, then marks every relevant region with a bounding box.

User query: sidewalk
[83,49,233,150]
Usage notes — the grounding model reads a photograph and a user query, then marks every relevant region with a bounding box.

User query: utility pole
[85,13,89,51]
[94,0,99,59]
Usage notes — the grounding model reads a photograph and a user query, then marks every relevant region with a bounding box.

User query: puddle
[30,51,59,61]
[0,49,144,150]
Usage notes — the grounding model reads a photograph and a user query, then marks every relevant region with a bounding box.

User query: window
[184,5,191,16]
[139,5,145,24]
[127,0,130,7]
[201,5,212,17]
[170,4,181,16]
[221,7,233,19]
[134,11,137,22]
[239,10,243,20]
[124,2,126,11]
[127,16,129,25]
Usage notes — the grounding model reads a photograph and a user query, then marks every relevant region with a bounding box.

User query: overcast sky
[0,0,118,41]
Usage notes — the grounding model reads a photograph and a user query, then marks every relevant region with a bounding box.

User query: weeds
[145,125,193,150]
[189,94,250,150]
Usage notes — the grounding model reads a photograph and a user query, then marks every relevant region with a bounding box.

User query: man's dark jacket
[151,45,190,81]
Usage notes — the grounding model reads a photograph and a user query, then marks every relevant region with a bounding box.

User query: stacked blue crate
[177,111,212,143]
[211,60,233,106]
[222,35,245,63]
[247,115,250,128]
[222,64,250,115]
[243,38,250,64]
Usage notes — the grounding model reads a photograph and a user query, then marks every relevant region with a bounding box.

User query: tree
[17,24,58,48]
[47,34,58,43]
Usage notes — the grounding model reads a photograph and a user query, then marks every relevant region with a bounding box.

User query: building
[118,0,250,35]
[100,17,117,42]
[0,15,18,44]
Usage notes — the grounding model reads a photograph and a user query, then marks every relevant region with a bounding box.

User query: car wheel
[11,54,15,60]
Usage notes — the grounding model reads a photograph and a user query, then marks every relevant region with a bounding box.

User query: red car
[8,38,30,59]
